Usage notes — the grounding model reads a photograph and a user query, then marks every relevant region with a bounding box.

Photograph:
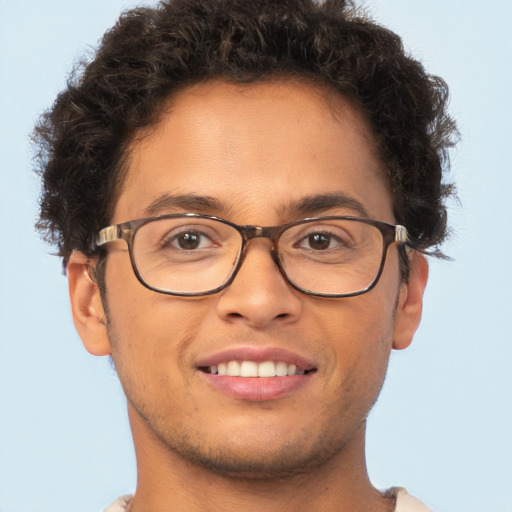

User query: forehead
[114,79,393,224]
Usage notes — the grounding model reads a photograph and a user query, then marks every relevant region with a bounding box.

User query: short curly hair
[34,0,457,270]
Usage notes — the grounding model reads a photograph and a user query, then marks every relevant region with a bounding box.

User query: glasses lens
[132,217,242,294]
[278,219,384,295]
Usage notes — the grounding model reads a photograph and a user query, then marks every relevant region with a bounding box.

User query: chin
[157,425,348,480]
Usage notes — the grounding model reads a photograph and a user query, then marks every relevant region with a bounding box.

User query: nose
[215,240,302,328]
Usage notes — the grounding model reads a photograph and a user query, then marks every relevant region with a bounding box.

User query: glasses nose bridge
[239,224,282,264]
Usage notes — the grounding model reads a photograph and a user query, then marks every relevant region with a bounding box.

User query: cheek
[105,295,214,424]
[105,252,205,345]
[107,291,209,366]
[103,256,212,389]
[311,291,396,354]
[308,284,398,393]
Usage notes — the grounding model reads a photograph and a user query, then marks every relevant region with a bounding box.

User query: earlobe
[393,252,429,350]
[67,251,111,356]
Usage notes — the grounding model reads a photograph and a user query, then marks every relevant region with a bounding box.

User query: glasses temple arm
[95,225,121,248]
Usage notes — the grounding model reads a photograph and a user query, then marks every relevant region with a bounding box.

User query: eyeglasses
[94,213,409,297]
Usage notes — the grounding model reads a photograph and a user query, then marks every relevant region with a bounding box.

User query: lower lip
[200,373,313,401]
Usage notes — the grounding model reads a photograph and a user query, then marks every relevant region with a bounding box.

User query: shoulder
[103,494,133,512]
[392,487,434,512]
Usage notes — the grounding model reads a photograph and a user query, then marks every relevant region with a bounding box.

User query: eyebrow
[144,191,369,219]
[286,192,369,218]
[144,193,226,216]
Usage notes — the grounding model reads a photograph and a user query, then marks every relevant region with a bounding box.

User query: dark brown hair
[34,0,458,268]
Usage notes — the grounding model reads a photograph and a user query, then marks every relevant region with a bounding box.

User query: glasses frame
[95,213,409,298]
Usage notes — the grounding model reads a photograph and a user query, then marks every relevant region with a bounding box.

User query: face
[71,80,426,478]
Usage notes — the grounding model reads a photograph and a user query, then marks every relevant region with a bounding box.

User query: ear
[393,252,429,350]
[67,251,111,356]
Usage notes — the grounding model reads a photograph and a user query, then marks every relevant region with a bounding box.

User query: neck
[127,405,394,512]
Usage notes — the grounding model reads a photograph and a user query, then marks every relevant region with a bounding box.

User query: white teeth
[209,360,308,377]
[227,361,240,376]
[240,361,258,377]
[258,361,276,377]
[275,361,288,376]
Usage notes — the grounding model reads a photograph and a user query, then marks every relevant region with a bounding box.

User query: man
[34,0,457,510]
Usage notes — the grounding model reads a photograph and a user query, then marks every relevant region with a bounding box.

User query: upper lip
[196,346,317,371]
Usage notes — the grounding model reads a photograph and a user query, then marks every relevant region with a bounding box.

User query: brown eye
[307,233,331,250]
[177,232,201,250]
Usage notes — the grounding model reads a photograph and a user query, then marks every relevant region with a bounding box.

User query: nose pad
[268,243,282,268]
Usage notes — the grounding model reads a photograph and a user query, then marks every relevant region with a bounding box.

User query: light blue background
[0,1,511,511]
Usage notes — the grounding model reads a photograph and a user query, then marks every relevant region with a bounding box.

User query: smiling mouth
[199,360,317,377]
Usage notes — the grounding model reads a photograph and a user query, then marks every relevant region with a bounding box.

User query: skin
[67,80,428,512]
